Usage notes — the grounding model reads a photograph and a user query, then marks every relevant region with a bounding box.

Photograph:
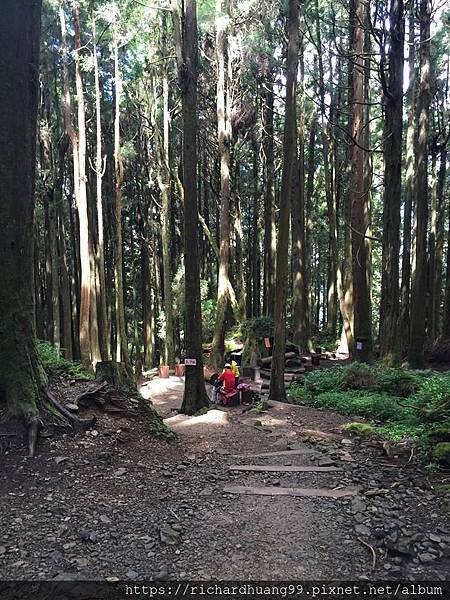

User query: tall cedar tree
[172,0,210,413]
[0,0,46,420]
[269,0,300,402]
[350,0,373,361]
[379,0,404,365]
[408,0,431,367]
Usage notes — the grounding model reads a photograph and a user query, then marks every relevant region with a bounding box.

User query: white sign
[356,341,363,351]
[184,358,197,366]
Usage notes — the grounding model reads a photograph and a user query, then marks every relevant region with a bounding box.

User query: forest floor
[1,374,450,582]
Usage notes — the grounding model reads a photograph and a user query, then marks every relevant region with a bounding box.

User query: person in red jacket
[218,363,235,394]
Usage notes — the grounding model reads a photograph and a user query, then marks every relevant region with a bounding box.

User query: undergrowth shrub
[412,373,450,420]
[341,363,376,390]
[37,340,93,379]
[289,362,450,443]
[312,390,411,422]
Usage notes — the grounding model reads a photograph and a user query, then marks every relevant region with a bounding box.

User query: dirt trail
[0,376,449,581]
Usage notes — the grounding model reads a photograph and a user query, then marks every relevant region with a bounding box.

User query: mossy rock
[432,443,450,467]
[343,422,377,438]
[436,484,450,495]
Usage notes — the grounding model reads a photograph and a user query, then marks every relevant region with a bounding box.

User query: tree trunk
[92,16,108,361]
[350,0,372,362]
[379,0,404,365]
[408,0,431,368]
[305,106,317,347]
[269,0,300,403]
[292,37,310,351]
[443,184,450,339]
[72,1,92,367]
[113,14,131,374]
[172,0,210,414]
[315,0,337,337]
[158,47,175,368]
[209,0,236,368]
[400,10,416,348]
[436,148,448,338]
[262,68,276,318]
[0,0,46,421]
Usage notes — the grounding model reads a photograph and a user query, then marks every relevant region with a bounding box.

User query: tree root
[43,386,96,432]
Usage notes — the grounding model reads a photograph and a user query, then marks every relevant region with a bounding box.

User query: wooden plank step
[230,448,316,459]
[230,465,341,473]
[223,485,357,498]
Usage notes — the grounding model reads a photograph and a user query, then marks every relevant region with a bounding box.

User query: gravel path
[0,376,449,581]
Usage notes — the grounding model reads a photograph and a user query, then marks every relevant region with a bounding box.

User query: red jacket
[218,369,235,393]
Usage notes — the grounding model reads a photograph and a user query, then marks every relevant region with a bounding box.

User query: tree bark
[158,33,175,368]
[209,0,236,368]
[408,0,431,368]
[315,0,337,337]
[0,0,46,421]
[113,14,131,374]
[172,0,210,414]
[92,16,108,361]
[269,0,300,403]
[292,35,310,351]
[72,1,92,367]
[379,0,404,365]
[350,0,372,362]
[400,10,416,348]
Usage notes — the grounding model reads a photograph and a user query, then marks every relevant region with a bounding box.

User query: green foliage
[412,373,450,419]
[436,484,450,495]
[289,362,450,445]
[376,368,430,398]
[341,362,376,391]
[299,365,347,396]
[201,297,217,343]
[241,316,274,340]
[343,422,377,438]
[249,400,267,414]
[432,443,450,465]
[37,341,93,380]
[312,390,410,421]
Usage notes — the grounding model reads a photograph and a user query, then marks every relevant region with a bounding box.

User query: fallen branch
[357,537,377,569]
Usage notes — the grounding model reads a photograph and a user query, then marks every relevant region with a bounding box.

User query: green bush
[412,373,450,419]
[376,368,431,398]
[312,390,411,422]
[240,316,274,339]
[302,365,347,396]
[341,362,376,390]
[37,341,92,380]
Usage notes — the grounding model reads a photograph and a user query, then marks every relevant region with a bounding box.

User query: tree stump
[95,361,128,388]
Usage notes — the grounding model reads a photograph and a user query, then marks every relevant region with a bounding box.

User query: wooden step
[230,448,316,459]
[230,465,341,473]
[223,485,357,498]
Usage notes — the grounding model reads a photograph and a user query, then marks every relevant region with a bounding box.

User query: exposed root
[27,416,40,458]
[43,386,96,432]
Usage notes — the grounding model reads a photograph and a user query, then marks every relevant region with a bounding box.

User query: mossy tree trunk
[0,0,46,422]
